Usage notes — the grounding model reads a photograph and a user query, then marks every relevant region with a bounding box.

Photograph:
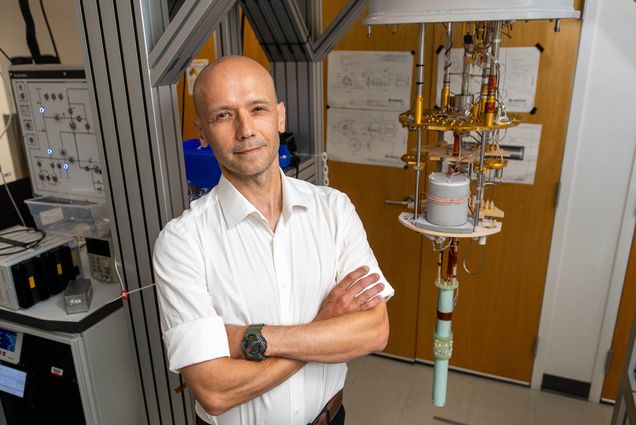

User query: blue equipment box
[182,139,222,189]
[182,139,294,190]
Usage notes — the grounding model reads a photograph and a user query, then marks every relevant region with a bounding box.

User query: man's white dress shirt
[153,172,394,425]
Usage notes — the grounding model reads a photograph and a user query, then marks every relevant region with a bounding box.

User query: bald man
[153,56,394,425]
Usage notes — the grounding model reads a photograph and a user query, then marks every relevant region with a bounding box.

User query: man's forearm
[262,301,389,363]
[182,356,305,416]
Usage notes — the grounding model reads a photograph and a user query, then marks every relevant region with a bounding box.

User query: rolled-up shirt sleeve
[153,223,230,372]
[335,194,395,300]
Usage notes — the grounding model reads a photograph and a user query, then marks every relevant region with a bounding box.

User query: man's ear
[193,117,209,147]
[277,102,286,133]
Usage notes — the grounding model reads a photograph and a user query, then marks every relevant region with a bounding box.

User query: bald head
[193,56,277,120]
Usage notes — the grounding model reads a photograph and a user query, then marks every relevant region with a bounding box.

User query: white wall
[532,0,636,400]
[0,0,83,66]
[0,0,82,184]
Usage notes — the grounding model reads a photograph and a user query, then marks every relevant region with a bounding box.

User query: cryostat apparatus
[363,0,579,407]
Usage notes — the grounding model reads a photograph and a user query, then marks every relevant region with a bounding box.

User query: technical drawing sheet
[499,123,542,184]
[442,123,541,184]
[435,47,540,113]
[327,108,407,167]
[327,50,412,167]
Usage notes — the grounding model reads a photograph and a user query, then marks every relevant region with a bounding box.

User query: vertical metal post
[460,25,472,96]
[484,20,502,126]
[440,23,452,110]
[474,21,502,229]
[413,23,425,219]
[216,4,244,56]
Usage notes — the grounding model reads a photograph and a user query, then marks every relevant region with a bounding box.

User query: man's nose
[236,110,256,140]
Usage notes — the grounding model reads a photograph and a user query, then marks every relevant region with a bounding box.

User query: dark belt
[309,389,343,425]
[195,389,344,425]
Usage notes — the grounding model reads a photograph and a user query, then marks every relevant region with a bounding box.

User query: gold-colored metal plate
[401,145,510,166]
[399,110,521,132]
[483,158,508,170]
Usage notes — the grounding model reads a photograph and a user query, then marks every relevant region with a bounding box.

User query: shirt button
[294,408,299,415]
[280,282,289,290]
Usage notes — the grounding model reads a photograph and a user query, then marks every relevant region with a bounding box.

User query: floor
[343,355,614,425]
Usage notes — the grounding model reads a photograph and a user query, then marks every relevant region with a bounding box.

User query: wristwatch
[241,323,267,361]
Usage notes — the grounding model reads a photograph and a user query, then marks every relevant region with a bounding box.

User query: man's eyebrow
[209,98,274,113]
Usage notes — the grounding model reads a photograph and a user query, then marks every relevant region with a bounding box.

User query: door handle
[384,196,415,207]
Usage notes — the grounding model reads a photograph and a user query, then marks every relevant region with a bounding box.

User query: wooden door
[324,13,435,358]
[602,229,636,400]
[415,18,582,382]
[325,3,582,381]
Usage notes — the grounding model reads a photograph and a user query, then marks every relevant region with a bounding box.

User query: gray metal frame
[611,312,636,425]
[74,0,368,423]
[0,309,142,425]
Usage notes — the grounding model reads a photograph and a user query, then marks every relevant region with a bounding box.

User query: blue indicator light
[47,148,53,156]
[39,106,45,114]
[63,163,69,170]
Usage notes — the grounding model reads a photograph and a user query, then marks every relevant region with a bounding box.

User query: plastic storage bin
[24,196,108,234]
[182,139,222,189]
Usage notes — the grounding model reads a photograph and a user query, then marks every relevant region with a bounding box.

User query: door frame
[530,0,636,401]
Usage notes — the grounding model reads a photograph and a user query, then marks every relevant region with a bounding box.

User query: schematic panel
[9,66,104,201]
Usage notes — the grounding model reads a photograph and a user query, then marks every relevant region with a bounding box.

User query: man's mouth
[235,144,265,155]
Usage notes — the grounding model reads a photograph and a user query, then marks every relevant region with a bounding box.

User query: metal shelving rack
[611,312,636,425]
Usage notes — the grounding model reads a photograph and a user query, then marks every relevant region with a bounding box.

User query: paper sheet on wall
[442,123,541,184]
[435,47,540,113]
[499,123,542,184]
[327,50,412,167]
[327,108,408,168]
[186,59,209,95]
[328,50,413,111]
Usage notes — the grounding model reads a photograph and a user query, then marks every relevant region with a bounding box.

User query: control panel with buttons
[9,66,105,201]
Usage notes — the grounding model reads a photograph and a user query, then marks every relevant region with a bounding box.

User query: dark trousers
[326,405,345,425]
[195,405,345,425]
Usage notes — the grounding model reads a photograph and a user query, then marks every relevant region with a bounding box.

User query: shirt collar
[216,169,309,229]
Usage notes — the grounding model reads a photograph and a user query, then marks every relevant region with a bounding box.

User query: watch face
[242,325,266,360]
[248,339,262,354]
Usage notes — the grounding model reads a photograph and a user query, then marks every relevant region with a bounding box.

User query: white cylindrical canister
[426,172,470,226]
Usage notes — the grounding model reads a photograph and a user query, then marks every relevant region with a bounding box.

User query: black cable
[18,0,42,63]
[0,47,11,62]
[39,0,60,62]
[0,229,47,256]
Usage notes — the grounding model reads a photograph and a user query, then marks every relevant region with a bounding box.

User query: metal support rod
[478,25,492,115]
[460,26,473,96]
[413,23,426,219]
[484,21,502,126]
[473,131,489,229]
[474,21,502,229]
[441,23,452,110]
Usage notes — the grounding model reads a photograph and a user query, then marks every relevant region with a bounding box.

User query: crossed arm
[180,266,389,416]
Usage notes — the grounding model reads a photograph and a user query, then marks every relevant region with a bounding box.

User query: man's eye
[216,112,231,120]
[253,106,266,113]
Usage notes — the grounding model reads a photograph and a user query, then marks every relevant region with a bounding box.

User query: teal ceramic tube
[433,280,455,407]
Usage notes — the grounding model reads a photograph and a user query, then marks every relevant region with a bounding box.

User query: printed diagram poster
[186,59,209,95]
[500,123,542,185]
[435,47,540,113]
[328,108,408,168]
[443,123,542,184]
[327,50,412,167]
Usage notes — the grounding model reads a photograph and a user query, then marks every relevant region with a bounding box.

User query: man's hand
[314,266,385,322]
[224,266,385,360]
